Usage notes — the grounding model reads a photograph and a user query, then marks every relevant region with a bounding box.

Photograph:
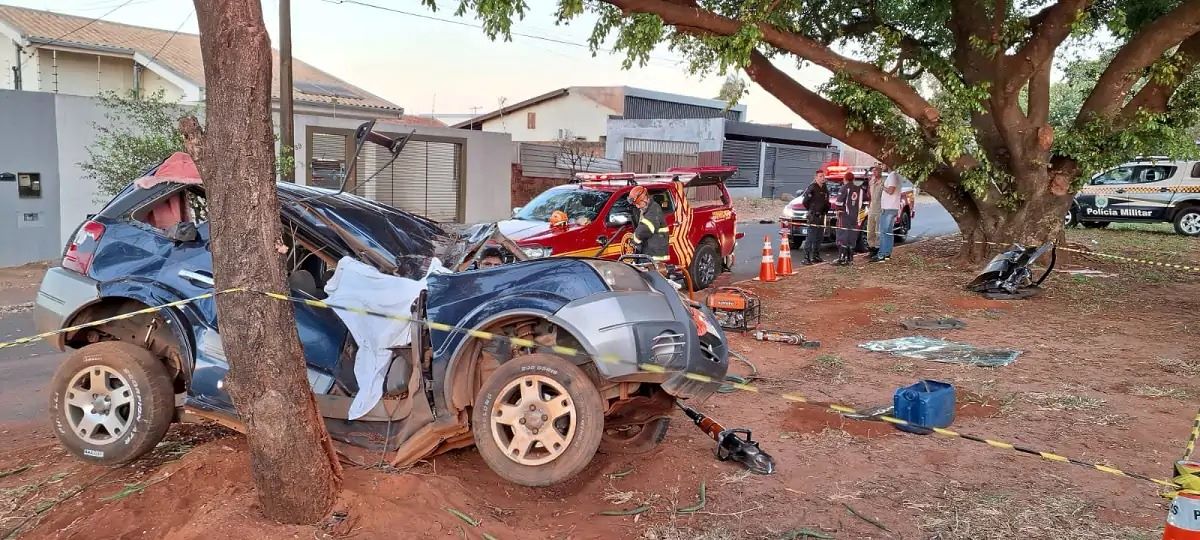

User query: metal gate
[763,144,832,198]
[720,140,761,188]
[623,138,699,173]
[357,139,463,223]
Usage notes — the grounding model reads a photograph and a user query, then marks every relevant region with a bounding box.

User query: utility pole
[279,0,295,182]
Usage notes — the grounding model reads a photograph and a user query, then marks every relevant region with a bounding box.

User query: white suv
[1069,158,1200,236]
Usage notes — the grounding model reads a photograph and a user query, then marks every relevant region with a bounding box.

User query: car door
[1077,163,1184,222]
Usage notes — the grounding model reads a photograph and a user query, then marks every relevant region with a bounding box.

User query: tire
[48,342,175,466]
[1174,207,1200,236]
[893,210,911,243]
[600,418,670,455]
[1082,221,1110,229]
[1065,207,1079,228]
[472,353,604,487]
[689,241,721,291]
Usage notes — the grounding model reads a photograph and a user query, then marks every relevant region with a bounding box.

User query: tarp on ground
[859,336,1020,367]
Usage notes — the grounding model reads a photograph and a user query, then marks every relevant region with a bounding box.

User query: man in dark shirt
[834,171,865,266]
[799,171,830,265]
[628,185,669,263]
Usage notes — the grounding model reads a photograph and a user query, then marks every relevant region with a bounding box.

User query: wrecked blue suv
[34,154,728,487]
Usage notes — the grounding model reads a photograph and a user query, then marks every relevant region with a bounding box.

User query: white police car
[1069,158,1200,236]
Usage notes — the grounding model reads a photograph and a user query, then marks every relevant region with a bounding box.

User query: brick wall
[511,163,570,207]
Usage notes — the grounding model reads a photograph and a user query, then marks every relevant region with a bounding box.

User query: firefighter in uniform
[627,185,670,267]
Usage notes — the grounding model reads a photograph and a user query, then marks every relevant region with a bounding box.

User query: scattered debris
[860,336,1021,367]
[0,302,32,315]
[752,329,820,348]
[445,507,480,527]
[0,466,30,480]
[607,467,635,479]
[966,242,1055,299]
[780,528,835,539]
[843,405,894,421]
[900,316,966,331]
[1057,268,1117,278]
[599,504,651,516]
[674,482,706,514]
[842,503,891,533]
[101,483,148,502]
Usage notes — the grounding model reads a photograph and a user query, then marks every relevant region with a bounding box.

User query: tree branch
[743,50,895,162]
[1028,57,1052,126]
[1119,31,1200,120]
[1002,0,1091,94]
[604,0,941,131]
[1079,1,1200,120]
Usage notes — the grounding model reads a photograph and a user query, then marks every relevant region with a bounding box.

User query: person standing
[799,171,830,265]
[834,170,865,266]
[627,185,669,264]
[865,165,884,257]
[870,168,903,263]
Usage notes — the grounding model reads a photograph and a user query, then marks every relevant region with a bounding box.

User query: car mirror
[165,222,198,243]
[607,213,632,227]
[512,207,522,217]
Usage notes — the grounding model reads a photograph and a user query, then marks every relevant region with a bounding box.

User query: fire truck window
[685,185,726,208]
[651,190,674,213]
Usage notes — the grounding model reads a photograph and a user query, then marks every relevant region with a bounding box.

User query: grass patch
[1067,225,1200,271]
[1130,385,1191,399]
[1022,392,1106,411]
[1157,357,1200,376]
[921,485,1158,539]
[879,303,899,313]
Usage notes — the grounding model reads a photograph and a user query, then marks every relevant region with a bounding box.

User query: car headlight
[583,260,652,292]
[782,206,794,219]
[521,246,553,258]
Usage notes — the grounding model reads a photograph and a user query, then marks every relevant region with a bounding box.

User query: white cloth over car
[323,256,448,420]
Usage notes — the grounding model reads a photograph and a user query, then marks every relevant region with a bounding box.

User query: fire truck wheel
[689,241,720,291]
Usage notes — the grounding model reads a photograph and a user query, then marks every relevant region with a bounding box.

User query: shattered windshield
[516,187,612,222]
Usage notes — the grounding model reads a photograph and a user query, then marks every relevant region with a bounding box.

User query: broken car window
[516,188,612,222]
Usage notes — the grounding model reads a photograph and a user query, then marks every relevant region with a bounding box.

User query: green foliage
[80,90,190,197]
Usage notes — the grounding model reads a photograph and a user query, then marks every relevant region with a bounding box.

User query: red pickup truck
[498,167,740,290]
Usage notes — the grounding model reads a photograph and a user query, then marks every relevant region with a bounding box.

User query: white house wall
[0,90,61,267]
[479,92,617,142]
[53,93,114,246]
[0,37,17,89]
[139,69,186,102]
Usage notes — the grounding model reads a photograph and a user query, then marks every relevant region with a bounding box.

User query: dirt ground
[2,232,1198,539]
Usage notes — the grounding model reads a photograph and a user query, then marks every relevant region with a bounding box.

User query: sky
[12,0,833,127]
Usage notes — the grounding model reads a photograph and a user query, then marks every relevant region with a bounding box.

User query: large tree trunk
[181,0,340,523]
[941,178,1073,263]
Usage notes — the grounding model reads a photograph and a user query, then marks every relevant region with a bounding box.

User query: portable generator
[705,287,761,332]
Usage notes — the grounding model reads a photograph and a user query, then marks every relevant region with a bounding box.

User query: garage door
[763,144,830,199]
[358,140,462,223]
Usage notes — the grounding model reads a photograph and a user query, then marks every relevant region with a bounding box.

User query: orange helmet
[549,210,568,228]
[628,185,649,206]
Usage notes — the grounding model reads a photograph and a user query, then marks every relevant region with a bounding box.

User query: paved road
[0,299,66,425]
[729,196,958,280]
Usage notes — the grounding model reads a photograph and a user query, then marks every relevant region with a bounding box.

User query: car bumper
[552,272,728,400]
[780,218,813,237]
[33,267,100,351]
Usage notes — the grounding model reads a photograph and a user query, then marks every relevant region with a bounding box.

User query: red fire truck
[498,167,741,290]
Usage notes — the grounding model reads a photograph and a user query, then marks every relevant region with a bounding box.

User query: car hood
[496,219,567,245]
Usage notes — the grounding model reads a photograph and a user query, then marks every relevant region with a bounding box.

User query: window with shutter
[310,132,348,189]
[527,112,536,130]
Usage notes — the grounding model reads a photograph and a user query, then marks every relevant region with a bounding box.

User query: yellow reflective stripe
[640,218,655,230]
[652,256,669,261]
[985,440,1014,450]
[657,227,670,232]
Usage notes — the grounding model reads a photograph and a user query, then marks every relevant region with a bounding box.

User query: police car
[1069,158,1200,236]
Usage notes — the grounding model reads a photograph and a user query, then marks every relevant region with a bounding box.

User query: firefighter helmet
[628,185,650,207]
[549,210,569,228]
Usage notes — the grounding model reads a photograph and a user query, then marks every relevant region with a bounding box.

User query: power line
[21,0,138,63]
[145,9,194,65]
[318,0,685,66]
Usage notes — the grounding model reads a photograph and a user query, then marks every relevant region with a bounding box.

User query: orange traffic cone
[1163,490,1200,539]
[754,235,777,282]
[776,233,795,276]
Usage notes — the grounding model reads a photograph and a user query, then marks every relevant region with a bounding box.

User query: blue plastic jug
[893,380,955,434]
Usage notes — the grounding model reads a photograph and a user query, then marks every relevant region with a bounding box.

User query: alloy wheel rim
[490,374,577,466]
[64,365,135,446]
[697,251,717,284]
[1183,213,1200,234]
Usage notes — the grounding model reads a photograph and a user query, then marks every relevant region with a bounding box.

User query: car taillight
[62,220,105,275]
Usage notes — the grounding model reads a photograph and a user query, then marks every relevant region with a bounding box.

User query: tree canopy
[435,0,1200,253]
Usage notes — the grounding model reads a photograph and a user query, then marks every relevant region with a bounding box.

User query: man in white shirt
[870,167,904,262]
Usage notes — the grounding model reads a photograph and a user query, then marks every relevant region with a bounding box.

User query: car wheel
[1082,221,1110,229]
[1175,207,1200,236]
[472,353,604,487]
[600,418,670,455]
[1065,207,1079,228]
[689,241,720,291]
[49,342,175,466]
[893,211,911,243]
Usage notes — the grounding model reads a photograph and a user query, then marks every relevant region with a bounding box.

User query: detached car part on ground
[35,133,729,487]
[499,167,741,291]
[1067,158,1200,236]
[779,165,917,249]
